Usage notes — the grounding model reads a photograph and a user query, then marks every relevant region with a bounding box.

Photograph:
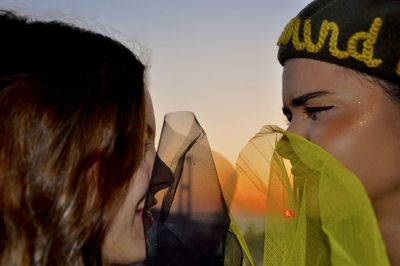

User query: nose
[148,154,174,195]
[286,118,309,140]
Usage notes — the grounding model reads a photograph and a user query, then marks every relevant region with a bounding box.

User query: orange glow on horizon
[213,150,267,215]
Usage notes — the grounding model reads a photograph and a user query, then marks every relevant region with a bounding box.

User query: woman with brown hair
[0,10,161,265]
[0,10,233,266]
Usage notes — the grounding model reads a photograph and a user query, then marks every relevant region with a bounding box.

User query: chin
[103,218,147,265]
[104,244,146,265]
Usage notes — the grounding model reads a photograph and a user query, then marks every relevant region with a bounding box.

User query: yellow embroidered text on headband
[277,0,400,86]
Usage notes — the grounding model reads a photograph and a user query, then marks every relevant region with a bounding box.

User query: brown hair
[0,11,146,265]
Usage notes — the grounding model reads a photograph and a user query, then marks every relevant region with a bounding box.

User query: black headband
[278,0,400,86]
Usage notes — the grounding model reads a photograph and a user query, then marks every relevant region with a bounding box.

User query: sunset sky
[2,0,312,163]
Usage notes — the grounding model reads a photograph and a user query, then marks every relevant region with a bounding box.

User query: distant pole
[187,155,192,215]
[178,155,192,217]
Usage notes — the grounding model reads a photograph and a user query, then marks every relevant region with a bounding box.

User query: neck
[373,190,400,265]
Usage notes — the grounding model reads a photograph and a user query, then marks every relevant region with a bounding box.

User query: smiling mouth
[137,196,158,226]
[144,208,154,220]
[138,208,154,227]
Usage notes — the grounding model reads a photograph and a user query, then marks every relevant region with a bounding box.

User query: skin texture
[282,58,400,264]
[102,89,157,264]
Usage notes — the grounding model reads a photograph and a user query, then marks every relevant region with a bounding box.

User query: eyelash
[143,141,152,152]
[285,105,334,123]
[303,106,334,120]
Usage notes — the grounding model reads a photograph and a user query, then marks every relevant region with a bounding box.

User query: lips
[140,194,158,229]
[137,206,155,231]
[142,206,156,230]
[142,209,154,223]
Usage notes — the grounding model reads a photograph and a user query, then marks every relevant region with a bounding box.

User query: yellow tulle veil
[223,126,389,266]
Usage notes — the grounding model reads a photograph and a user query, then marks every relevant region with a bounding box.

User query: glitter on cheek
[358,112,371,126]
[352,103,375,132]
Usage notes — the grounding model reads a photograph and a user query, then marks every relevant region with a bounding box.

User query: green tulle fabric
[224,126,389,266]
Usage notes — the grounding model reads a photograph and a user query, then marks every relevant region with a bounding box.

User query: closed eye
[145,141,153,151]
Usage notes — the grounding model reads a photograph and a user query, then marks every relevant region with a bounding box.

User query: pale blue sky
[1,0,311,162]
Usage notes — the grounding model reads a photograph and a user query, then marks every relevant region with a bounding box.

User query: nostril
[286,121,296,133]
[286,120,307,138]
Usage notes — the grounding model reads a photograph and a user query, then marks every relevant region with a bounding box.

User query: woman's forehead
[283,59,365,96]
[145,89,156,134]
[281,59,394,111]
[283,58,348,80]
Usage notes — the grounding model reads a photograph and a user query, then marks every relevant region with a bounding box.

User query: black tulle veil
[143,112,234,266]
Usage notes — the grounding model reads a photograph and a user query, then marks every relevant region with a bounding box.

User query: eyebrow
[291,91,332,106]
[282,90,332,115]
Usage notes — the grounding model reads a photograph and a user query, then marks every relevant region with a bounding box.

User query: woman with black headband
[228,0,400,265]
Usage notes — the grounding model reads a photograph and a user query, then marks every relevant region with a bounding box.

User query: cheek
[132,163,151,202]
[308,106,377,180]
[309,106,400,199]
[308,110,361,157]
